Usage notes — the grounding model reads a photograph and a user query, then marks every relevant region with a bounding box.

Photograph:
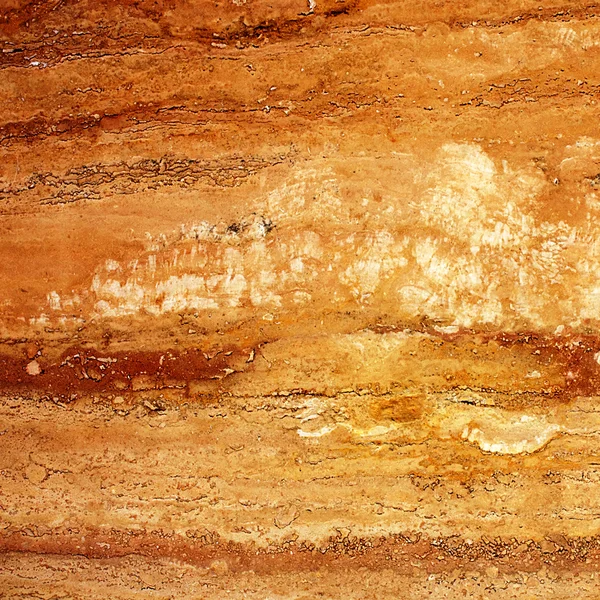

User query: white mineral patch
[460,414,560,455]
[297,425,336,438]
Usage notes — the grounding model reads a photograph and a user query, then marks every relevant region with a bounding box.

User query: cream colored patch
[47,291,61,311]
[26,360,41,376]
[297,421,400,440]
[340,423,397,437]
[339,231,408,302]
[460,414,560,455]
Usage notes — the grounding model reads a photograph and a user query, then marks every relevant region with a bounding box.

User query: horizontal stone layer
[4,552,600,600]
[0,329,597,400]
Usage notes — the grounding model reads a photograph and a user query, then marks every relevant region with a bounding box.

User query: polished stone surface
[2,1,600,597]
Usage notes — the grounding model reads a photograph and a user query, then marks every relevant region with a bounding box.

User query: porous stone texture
[2,0,600,597]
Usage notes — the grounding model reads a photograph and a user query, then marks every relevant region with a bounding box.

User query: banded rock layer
[2,0,600,598]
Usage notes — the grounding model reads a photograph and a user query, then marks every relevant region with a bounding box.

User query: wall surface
[2,1,600,597]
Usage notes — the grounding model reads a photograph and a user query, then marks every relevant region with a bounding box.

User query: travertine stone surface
[3,0,600,597]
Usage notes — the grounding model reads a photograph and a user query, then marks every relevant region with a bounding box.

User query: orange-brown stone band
[0,331,598,400]
[1,529,598,575]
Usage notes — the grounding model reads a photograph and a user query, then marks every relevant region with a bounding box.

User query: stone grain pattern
[2,0,600,597]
